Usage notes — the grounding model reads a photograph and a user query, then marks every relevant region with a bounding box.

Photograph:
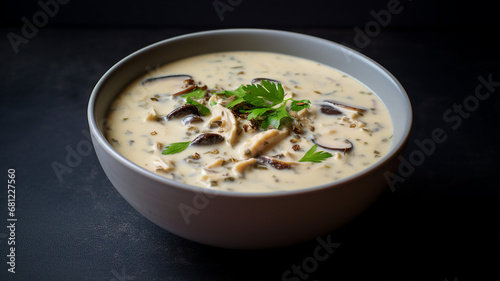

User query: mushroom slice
[232,158,257,176]
[190,133,225,146]
[312,138,353,153]
[205,105,238,146]
[238,129,289,158]
[181,115,203,125]
[320,104,342,115]
[166,104,200,120]
[251,78,282,85]
[323,100,366,113]
[256,156,293,170]
[141,74,192,85]
[141,74,196,96]
[172,84,196,96]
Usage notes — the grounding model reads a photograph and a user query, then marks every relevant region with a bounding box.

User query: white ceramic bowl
[88,29,412,249]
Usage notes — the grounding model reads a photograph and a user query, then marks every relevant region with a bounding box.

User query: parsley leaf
[162,141,191,155]
[215,85,247,109]
[225,97,246,109]
[216,85,247,98]
[299,145,333,163]
[243,80,285,108]
[185,97,211,116]
[182,88,210,115]
[182,88,206,99]
[290,99,311,111]
[244,107,275,120]
[260,103,293,130]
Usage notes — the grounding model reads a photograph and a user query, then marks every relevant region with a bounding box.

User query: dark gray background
[1,0,498,280]
[1,0,496,28]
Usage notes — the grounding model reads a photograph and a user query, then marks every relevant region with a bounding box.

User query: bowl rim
[88,28,413,198]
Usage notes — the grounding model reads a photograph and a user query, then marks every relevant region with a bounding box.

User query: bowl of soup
[88,29,412,249]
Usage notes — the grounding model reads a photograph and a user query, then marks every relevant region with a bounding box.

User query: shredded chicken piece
[200,169,225,181]
[284,90,294,100]
[242,119,258,133]
[206,158,225,169]
[145,108,158,121]
[208,94,223,106]
[153,157,172,171]
[237,129,289,158]
[153,141,162,151]
[232,158,257,176]
[355,120,366,128]
[205,105,238,147]
[296,107,314,118]
[199,169,234,187]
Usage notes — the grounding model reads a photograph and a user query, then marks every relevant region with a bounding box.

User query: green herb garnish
[243,81,285,108]
[298,145,333,163]
[290,99,312,111]
[162,141,191,155]
[217,85,247,109]
[181,88,206,99]
[185,97,211,116]
[216,81,311,130]
[181,88,210,115]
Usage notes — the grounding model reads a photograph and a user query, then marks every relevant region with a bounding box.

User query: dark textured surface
[2,0,495,28]
[0,26,498,281]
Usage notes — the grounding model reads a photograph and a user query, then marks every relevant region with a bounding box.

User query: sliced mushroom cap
[172,84,197,96]
[312,138,353,152]
[166,104,200,120]
[181,115,203,125]
[323,100,366,113]
[141,74,192,85]
[141,74,196,96]
[320,104,342,115]
[256,156,292,170]
[190,133,225,146]
[251,78,282,85]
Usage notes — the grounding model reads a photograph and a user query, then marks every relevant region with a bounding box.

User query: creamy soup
[105,52,393,192]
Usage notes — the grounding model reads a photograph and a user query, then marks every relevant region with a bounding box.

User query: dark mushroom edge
[251,78,282,85]
[181,115,204,125]
[141,74,193,85]
[256,155,292,170]
[312,138,353,153]
[166,104,200,120]
[190,133,225,146]
[322,100,366,113]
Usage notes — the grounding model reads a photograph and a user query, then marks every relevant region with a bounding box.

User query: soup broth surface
[106,51,393,192]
